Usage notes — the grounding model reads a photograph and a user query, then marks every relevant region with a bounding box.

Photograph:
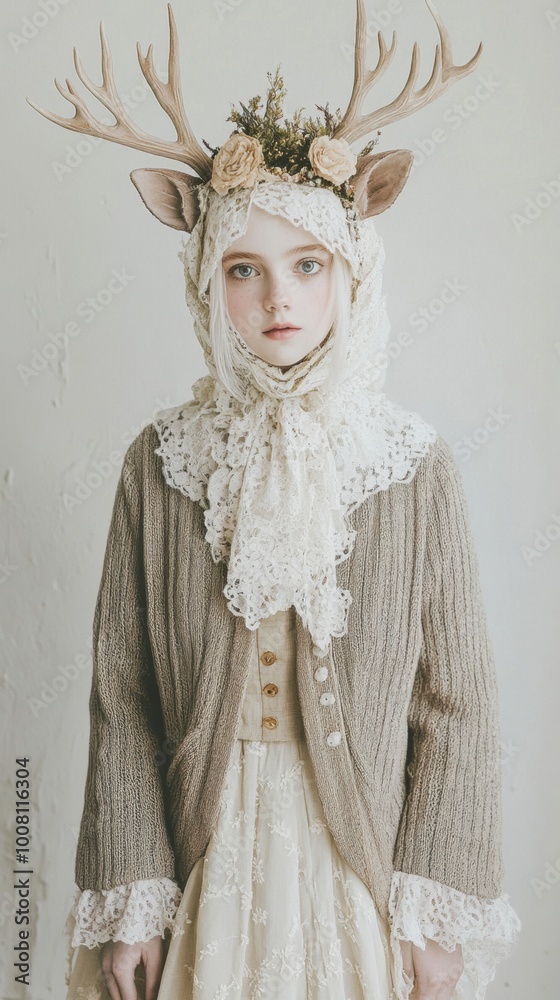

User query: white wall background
[1,0,558,996]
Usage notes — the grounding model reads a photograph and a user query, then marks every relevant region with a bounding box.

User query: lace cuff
[388,871,521,1000]
[66,877,183,949]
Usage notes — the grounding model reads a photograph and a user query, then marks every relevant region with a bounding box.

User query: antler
[333,0,483,145]
[26,3,213,181]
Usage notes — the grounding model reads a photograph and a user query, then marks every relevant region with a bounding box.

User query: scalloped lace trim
[66,877,182,950]
[388,871,521,1000]
[153,389,437,661]
[160,177,438,659]
[64,870,521,998]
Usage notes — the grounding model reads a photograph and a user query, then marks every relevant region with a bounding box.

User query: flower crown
[28,1,482,232]
[206,67,375,210]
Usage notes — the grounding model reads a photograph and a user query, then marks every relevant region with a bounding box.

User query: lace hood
[153,178,437,656]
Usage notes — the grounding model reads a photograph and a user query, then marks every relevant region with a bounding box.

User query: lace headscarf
[153,178,437,656]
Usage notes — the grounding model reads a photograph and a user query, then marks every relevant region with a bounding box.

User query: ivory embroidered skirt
[67,736,396,999]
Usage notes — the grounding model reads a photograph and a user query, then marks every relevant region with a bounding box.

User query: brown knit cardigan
[74,423,505,923]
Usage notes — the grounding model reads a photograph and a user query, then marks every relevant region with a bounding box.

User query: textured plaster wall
[0,0,558,996]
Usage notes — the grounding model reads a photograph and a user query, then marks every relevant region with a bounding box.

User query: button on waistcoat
[237,606,307,741]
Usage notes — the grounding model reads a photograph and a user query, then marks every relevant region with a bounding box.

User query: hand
[400,938,464,999]
[100,936,165,1000]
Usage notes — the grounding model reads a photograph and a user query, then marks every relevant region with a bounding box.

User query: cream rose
[308,135,357,186]
[211,133,265,195]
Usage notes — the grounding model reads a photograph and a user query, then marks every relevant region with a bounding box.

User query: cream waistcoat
[237,606,306,742]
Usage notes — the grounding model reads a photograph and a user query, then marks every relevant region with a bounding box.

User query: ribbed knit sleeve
[74,444,176,890]
[393,436,505,894]
[389,437,521,996]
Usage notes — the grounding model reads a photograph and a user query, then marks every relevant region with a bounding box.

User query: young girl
[29,4,521,998]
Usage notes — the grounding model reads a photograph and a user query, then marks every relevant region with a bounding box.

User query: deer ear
[350,150,414,219]
[130,168,203,232]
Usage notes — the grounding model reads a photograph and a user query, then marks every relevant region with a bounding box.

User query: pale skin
[221,205,338,371]
[100,208,463,999]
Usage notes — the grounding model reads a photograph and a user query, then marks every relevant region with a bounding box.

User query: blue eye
[228,258,323,280]
[230,264,256,279]
[299,259,321,275]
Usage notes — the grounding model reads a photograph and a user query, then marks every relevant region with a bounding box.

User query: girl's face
[221,207,337,371]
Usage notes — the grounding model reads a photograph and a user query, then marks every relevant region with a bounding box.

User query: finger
[111,950,140,1000]
[144,941,165,1000]
[101,967,125,1000]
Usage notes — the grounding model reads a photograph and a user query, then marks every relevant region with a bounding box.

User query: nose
[263,270,290,313]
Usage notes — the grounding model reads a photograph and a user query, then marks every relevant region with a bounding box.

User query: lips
[263,324,301,340]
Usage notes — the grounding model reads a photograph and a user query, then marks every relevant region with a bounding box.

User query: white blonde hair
[208,249,353,403]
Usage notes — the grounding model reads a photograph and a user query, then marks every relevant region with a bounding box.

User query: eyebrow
[222,243,331,263]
